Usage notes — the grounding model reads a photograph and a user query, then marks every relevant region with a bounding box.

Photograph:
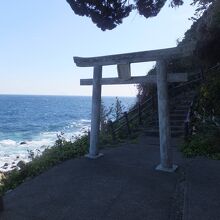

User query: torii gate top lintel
[73,46,193,172]
[74,46,192,67]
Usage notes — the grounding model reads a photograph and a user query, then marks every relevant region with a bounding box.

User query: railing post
[138,103,143,125]
[88,130,90,142]
[152,93,156,113]
[152,93,158,126]
[156,60,177,172]
[124,112,131,136]
[108,120,116,141]
[86,65,103,159]
[184,120,189,140]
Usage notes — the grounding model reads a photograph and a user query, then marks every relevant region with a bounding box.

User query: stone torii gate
[73,47,191,172]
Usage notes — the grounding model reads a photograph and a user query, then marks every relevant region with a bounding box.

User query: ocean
[0,95,136,171]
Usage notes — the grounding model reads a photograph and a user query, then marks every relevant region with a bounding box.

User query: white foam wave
[0,122,90,172]
[0,117,91,172]
[0,139,17,147]
[79,119,90,123]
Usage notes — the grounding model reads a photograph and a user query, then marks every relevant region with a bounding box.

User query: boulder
[17,161,26,169]
[0,173,5,182]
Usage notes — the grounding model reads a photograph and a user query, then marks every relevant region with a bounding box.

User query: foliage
[179,0,220,66]
[66,0,213,31]
[196,66,220,117]
[100,100,113,131]
[112,97,125,120]
[190,0,213,20]
[66,0,133,30]
[100,96,144,142]
[136,67,157,102]
[181,122,220,158]
[100,97,125,133]
[182,66,220,159]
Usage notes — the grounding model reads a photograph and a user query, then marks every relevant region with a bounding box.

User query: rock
[20,141,27,145]
[12,162,15,164]
[16,156,19,159]
[3,163,8,167]
[17,161,26,169]
[0,173,5,182]
[10,166,17,169]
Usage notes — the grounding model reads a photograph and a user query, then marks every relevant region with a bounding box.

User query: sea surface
[0,95,136,171]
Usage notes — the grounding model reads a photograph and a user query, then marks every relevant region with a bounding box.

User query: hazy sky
[0,1,196,96]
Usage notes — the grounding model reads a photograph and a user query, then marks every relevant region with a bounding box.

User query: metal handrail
[107,95,155,139]
[184,99,195,140]
[111,96,153,126]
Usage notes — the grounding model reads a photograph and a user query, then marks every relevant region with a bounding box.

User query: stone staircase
[144,90,196,137]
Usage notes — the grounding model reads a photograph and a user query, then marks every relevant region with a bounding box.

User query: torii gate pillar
[156,60,177,172]
[85,65,103,159]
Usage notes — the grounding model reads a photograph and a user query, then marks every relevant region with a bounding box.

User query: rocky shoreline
[0,160,26,186]
[0,154,31,172]
[0,144,45,173]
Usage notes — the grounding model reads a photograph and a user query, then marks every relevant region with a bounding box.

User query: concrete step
[170,120,185,126]
[145,125,184,132]
[144,129,183,137]
[146,119,184,127]
[172,94,195,100]
[170,109,187,114]
[173,106,189,111]
[173,101,192,107]
[170,112,186,116]
[170,114,186,120]
[150,114,186,121]
[144,124,185,136]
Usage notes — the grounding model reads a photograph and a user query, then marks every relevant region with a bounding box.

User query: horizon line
[0,93,136,98]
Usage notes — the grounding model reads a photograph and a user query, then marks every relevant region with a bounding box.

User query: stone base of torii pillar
[85,153,103,159]
[156,164,178,172]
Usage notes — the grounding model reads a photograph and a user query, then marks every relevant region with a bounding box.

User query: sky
[0,0,196,97]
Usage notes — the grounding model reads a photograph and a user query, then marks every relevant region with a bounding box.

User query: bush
[182,66,220,159]
[181,122,220,159]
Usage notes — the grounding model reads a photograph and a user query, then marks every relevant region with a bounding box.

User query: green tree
[100,100,113,131]
[112,97,125,120]
[66,0,213,31]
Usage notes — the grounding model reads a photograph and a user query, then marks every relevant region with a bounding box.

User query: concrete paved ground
[0,135,220,220]
[184,158,220,220]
